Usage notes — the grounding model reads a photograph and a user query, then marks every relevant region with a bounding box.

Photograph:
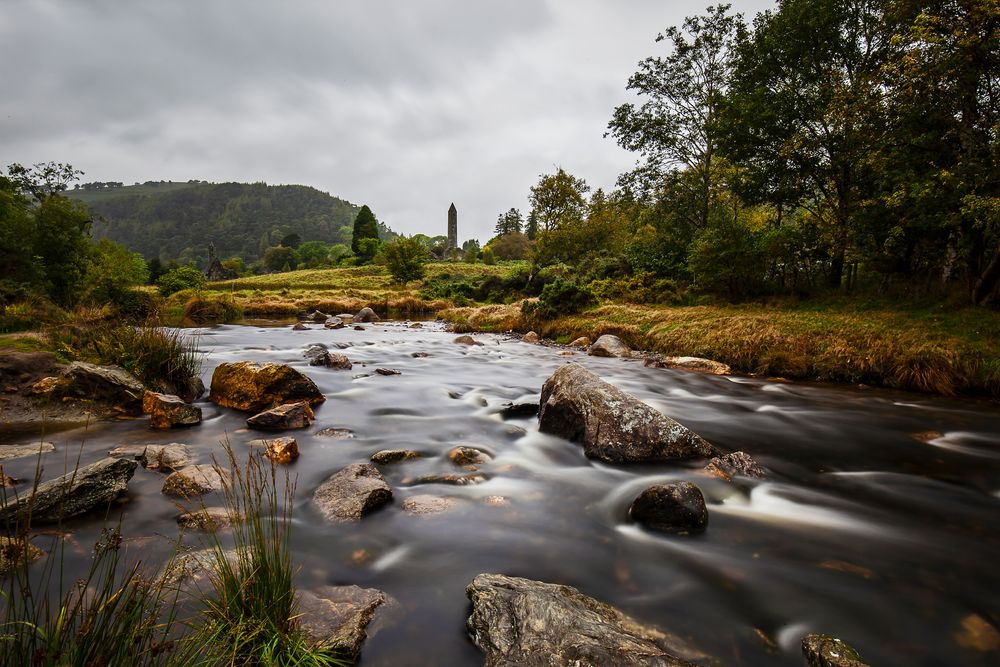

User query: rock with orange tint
[209,361,324,412]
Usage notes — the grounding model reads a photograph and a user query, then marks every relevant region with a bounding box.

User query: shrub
[522,277,596,320]
[383,237,428,284]
[157,266,206,297]
[112,288,160,321]
[83,323,203,399]
[183,296,244,324]
[0,297,64,333]
[589,272,681,304]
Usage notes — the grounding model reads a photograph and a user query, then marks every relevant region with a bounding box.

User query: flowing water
[4,321,999,666]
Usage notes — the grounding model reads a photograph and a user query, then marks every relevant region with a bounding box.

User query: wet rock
[0,536,45,574]
[165,547,240,588]
[296,585,391,661]
[703,451,766,480]
[483,495,511,507]
[466,574,702,667]
[499,402,539,419]
[569,336,591,348]
[629,482,708,535]
[371,449,421,464]
[208,361,325,412]
[292,322,309,331]
[313,463,392,522]
[522,331,540,343]
[454,335,483,346]
[538,364,717,463]
[447,446,492,467]
[354,307,380,323]
[0,473,20,488]
[266,437,299,464]
[409,322,423,329]
[145,392,202,429]
[375,367,401,376]
[35,362,146,416]
[354,325,366,331]
[954,614,1000,652]
[801,634,870,667]
[307,310,332,322]
[109,444,192,472]
[0,442,55,461]
[317,427,355,439]
[162,464,227,498]
[176,507,235,532]
[304,344,353,369]
[411,352,430,358]
[402,494,460,515]
[337,313,355,324]
[246,402,314,431]
[588,335,632,358]
[401,472,488,486]
[324,317,345,329]
[645,355,731,375]
[0,457,138,524]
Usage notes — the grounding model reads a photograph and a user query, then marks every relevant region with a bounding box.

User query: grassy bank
[441,300,1000,397]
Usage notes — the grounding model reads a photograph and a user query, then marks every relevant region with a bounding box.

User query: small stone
[569,336,591,348]
[499,402,539,419]
[316,428,354,439]
[336,313,355,324]
[447,446,492,467]
[0,473,20,488]
[409,322,423,329]
[304,345,353,369]
[453,335,483,346]
[354,325,366,331]
[801,634,870,667]
[588,334,632,358]
[522,331,540,343]
[401,495,460,515]
[247,436,300,464]
[246,402,314,431]
[411,352,430,358]
[483,495,511,507]
[371,449,421,464]
[292,323,309,331]
[177,507,235,532]
[307,310,331,323]
[313,463,392,523]
[375,368,401,376]
[629,482,708,535]
[703,451,766,480]
[645,356,731,375]
[162,464,228,498]
[351,549,374,566]
[323,317,344,329]
[401,472,488,486]
[954,614,1000,652]
[354,307,380,323]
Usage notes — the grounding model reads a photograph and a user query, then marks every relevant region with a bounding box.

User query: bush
[0,297,64,333]
[157,266,206,296]
[589,272,682,304]
[112,288,160,321]
[182,296,244,324]
[383,237,428,284]
[522,277,596,320]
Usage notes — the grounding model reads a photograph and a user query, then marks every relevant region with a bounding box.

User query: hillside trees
[495,208,524,236]
[528,169,590,233]
[351,205,381,263]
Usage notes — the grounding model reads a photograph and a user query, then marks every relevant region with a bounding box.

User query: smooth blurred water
[4,320,999,666]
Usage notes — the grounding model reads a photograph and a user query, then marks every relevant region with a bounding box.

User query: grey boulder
[313,463,392,522]
[0,457,137,524]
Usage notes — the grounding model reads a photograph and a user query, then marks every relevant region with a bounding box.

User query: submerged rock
[703,451,766,480]
[316,427,355,439]
[0,457,137,524]
[454,335,483,346]
[629,482,708,535]
[0,442,55,461]
[292,322,310,331]
[246,402,314,431]
[401,472,488,487]
[354,307,380,323]
[313,463,392,522]
[801,634,870,667]
[588,334,632,358]
[447,446,492,467]
[375,367,401,376]
[371,449,421,464]
[296,585,392,661]
[145,392,202,429]
[161,464,227,498]
[176,507,235,532]
[466,574,702,667]
[644,355,731,375]
[0,536,45,574]
[401,494,461,516]
[208,361,325,412]
[108,443,192,472]
[538,364,717,463]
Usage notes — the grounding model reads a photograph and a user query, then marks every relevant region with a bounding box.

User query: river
[4,320,999,666]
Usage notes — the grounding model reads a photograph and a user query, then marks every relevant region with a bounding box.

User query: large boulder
[354,307,380,323]
[0,457,137,524]
[466,574,702,667]
[296,585,392,661]
[145,392,202,429]
[209,361,325,412]
[538,364,717,463]
[37,362,146,416]
[246,402,314,431]
[313,463,392,522]
[588,335,632,358]
[629,482,708,535]
[802,634,870,667]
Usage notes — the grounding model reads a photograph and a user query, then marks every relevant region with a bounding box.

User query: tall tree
[495,208,524,236]
[528,169,590,233]
[608,4,744,232]
[351,205,380,262]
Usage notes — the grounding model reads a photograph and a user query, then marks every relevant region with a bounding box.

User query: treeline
[486,0,998,305]
[74,181,360,267]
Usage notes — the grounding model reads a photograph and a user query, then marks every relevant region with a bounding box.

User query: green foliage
[351,205,380,262]
[495,208,524,236]
[383,237,428,284]
[482,246,497,265]
[688,216,765,297]
[355,237,381,265]
[0,297,65,333]
[327,243,352,265]
[262,245,300,273]
[296,240,330,268]
[528,169,590,233]
[183,295,244,324]
[590,272,682,304]
[82,238,150,304]
[488,232,532,261]
[32,194,93,306]
[522,277,597,320]
[157,266,207,296]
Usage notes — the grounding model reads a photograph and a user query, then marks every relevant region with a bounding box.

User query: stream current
[4,321,999,666]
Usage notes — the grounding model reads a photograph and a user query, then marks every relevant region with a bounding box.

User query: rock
[645,355,731,375]
[38,362,146,415]
[411,352,430,358]
[162,464,227,498]
[454,335,483,346]
[108,444,192,472]
[164,547,241,588]
[483,495,511,507]
[409,322,423,329]
[401,472,488,486]
[307,310,332,323]
[0,473,20,488]
[447,446,492,467]
[522,331,540,343]
[264,437,299,464]
[629,482,708,535]
[371,449,421,464]
[246,402,314,431]
[324,317,345,329]
[304,345,353,369]
[208,361,325,412]
[466,574,702,667]
[313,463,392,522]
[569,336,591,348]
[499,402,539,419]
[0,457,137,524]
[336,313,355,324]
[954,614,1000,652]
[375,367,401,376]
[801,634,870,667]
[176,507,235,532]
[402,495,461,515]
[0,536,45,574]
[145,392,202,429]
[316,427,355,439]
[0,442,55,461]
[292,323,310,331]
[354,307,380,323]
[703,451,766,480]
[538,364,717,463]
[296,585,391,661]
[588,334,632,358]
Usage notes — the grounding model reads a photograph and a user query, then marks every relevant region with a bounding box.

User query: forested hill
[70,181,360,264]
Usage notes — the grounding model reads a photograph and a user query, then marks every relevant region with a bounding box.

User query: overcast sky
[2,1,774,243]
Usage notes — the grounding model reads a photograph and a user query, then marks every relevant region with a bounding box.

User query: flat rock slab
[645,356,731,375]
[0,442,55,461]
[466,574,702,667]
[313,463,392,522]
[538,364,717,463]
[371,449,421,464]
[247,402,314,431]
[401,494,462,515]
[209,361,325,412]
[588,334,632,358]
[401,472,488,487]
[0,456,137,524]
[34,362,146,416]
[296,585,391,661]
[802,634,871,667]
[162,464,228,498]
[109,444,192,472]
[316,427,355,439]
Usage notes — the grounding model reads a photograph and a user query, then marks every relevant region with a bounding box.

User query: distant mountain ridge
[70,181,361,264]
